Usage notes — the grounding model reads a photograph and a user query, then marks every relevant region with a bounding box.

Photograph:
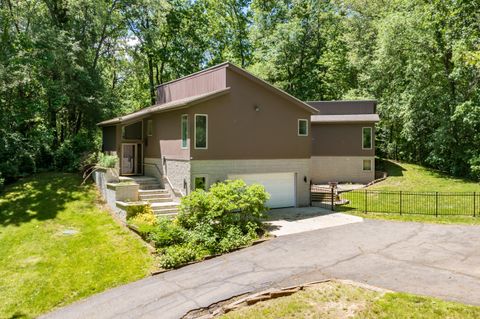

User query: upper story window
[195,114,208,149]
[362,127,372,149]
[298,119,308,136]
[147,120,153,136]
[181,114,188,149]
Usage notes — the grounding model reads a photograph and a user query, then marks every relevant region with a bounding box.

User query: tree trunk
[148,53,155,105]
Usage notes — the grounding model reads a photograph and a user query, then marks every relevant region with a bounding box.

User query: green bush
[139,180,269,269]
[0,172,4,189]
[147,218,187,248]
[125,203,154,220]
[125,203,157,238]
[97,153,118,168]
[177,179,269,232]
[217,225,254,253]
[54,131,100,172]
[158,244,199,269]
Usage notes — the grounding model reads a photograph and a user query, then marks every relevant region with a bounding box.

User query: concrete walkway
[42,219,480,319]
[267,207,363,236]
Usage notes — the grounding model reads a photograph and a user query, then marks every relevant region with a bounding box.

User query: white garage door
[228,172,296,208]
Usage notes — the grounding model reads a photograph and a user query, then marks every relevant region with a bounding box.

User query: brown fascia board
[226,63,319,114]
[97,87,231,127]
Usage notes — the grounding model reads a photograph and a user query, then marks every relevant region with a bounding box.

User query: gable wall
[188,68,312,160]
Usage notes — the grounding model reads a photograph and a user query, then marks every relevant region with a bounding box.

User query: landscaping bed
[126,180,270,270]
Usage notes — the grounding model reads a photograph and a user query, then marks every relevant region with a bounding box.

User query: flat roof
[311,114,380,123]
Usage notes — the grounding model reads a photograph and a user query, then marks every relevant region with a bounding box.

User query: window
[147,120,153,136]
[362,127,372,149]
[194,176,207,190]
[195,114,208,149]
[298,119,308,136]
[363,159,372,171]
[181,115,188,149]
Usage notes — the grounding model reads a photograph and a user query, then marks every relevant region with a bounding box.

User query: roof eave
[97,87,230,127]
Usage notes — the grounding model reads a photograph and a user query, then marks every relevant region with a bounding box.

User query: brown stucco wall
[311,123,375,157]
[156,67,227,104]
[186,68,312,160]
[143,109,191,160]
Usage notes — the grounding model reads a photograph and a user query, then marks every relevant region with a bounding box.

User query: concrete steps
[117,175,180,217]
[151,202,180,217]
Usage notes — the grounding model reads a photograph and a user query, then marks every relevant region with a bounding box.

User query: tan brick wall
[190,159,311,206]
[311,156,375,184]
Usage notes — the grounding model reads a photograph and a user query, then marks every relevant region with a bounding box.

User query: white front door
[228,172,296,208]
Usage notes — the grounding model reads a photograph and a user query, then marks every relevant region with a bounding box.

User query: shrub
[54,131,100,172]
[135,180,269,269]
[187,222,220,252]
[0,172,4,189]
[158,244,199,269]
[125,203,154,220]
[147,218,187,248]
[217,225,254,253]
[97,153,118,168]
[177,179,269,232]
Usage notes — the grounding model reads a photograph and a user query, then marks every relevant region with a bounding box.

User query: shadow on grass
[376,159,406,177]
[0,173,82,227]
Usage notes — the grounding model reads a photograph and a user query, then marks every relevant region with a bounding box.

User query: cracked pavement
[41,219,480,319]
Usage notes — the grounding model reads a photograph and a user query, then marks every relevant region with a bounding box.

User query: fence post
[330,187,334,211]
[474,192,476,217]
[399,191,402,215]
[435,192,439,217]
[364,189,368,213]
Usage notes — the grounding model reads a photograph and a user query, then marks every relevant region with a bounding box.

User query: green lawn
[338,160,480,220]
[371,160,480,192]
[221,281,480,319]
[0,173,155,319]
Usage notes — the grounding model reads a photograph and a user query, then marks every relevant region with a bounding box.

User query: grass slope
[339,160,480,223]
[221,282,480,319]
[371,160,480,192]
[0,173,154,319]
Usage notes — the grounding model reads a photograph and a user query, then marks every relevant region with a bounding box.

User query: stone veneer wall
[93,170,126,221]
[311,156,375,184]
[190,159,311,206]
[164,159,191,196]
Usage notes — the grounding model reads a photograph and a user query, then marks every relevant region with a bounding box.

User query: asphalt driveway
[42,219,480,319]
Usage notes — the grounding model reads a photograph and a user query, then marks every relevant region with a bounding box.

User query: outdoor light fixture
[304,176,307,183]
[254,105,260,112]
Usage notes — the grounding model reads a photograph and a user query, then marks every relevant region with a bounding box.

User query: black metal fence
[340,190,480,217]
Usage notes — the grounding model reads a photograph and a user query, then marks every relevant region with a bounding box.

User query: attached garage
[228,172,296,208]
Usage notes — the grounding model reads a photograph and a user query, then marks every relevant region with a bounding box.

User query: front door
[121,143,137,175]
